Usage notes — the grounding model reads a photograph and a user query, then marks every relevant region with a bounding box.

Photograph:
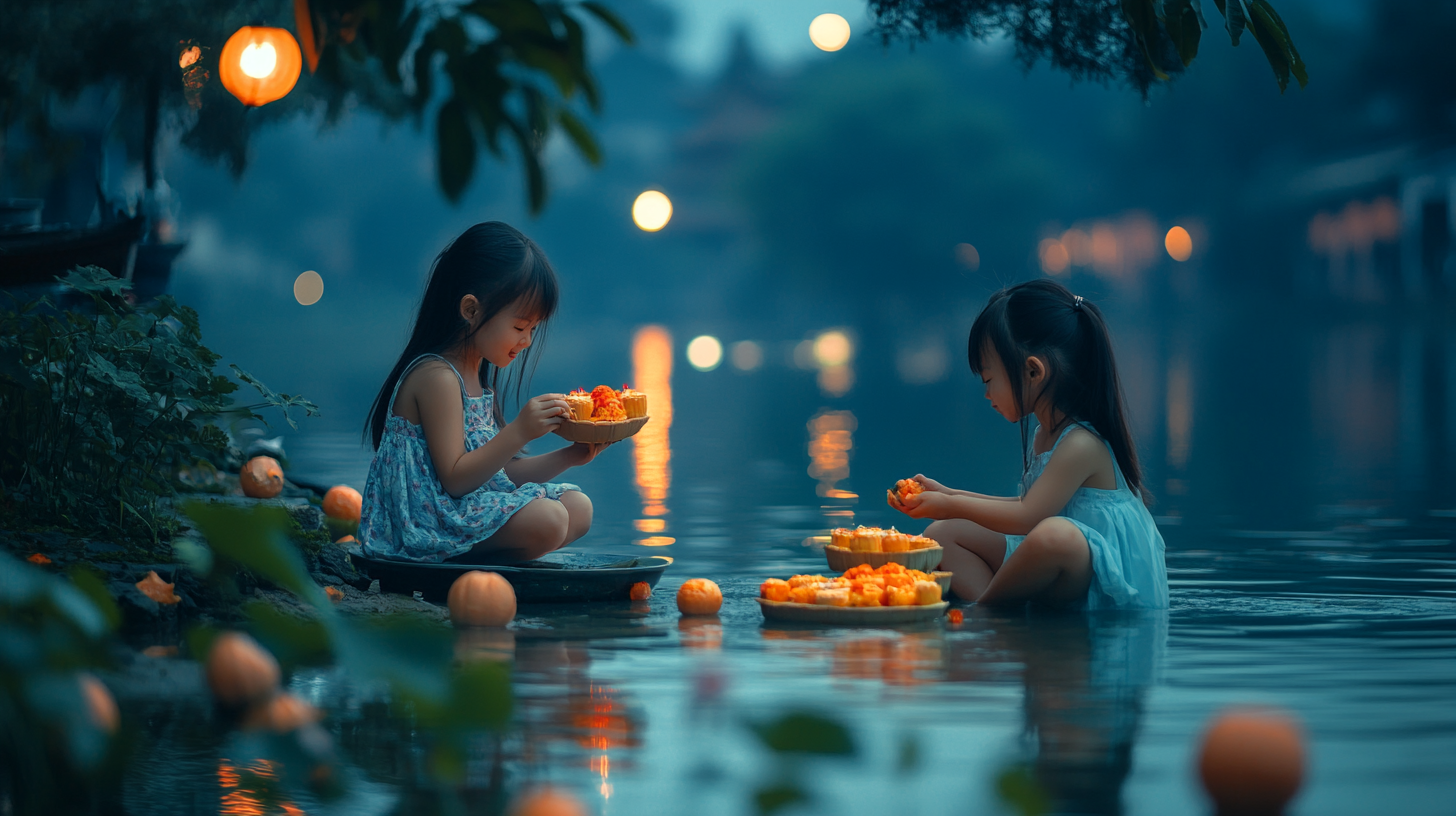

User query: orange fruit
[508,787,587,816]
[448,571,517,627]
[242,692,321,733]
[629,581,652,600]
[676,578,722,615]
[1198,707,1306,816]
[240,456,284,498]
[205,632,281,706]
[79,673,118,734]
[322,485,362,522]
[947,609,964,624]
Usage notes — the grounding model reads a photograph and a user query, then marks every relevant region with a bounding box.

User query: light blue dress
[359,354,579,562]
[1003,421,1169,610]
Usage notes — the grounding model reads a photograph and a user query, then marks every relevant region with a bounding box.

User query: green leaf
[449,660,513,730]
[67,566,121,633]
[1161,0,1204,67]
[579,1,635,45]
[751,711,856,756]
[1248,0,1307,88]
[181,500,322,603]
[996,764,1050,816]
[556,108,602,165]
[1120,0,1170,80]
[754,783,809,815]
[1217,0,1246,46]
[437,97,477,203]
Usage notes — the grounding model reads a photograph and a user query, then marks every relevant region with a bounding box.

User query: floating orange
[322,485,362,523]
[1198,707,1306,816]
[629,581,652,600]
[947,609,964,625]
[79,673,118,734]
[447,571,517,627]
[676,578,722,615]
[242,692,321,733]
[205,632,281,706]
[240,456,284,498]
[508,787,587,816]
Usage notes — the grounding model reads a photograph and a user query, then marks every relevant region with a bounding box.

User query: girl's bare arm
[504,442,610,484]
[898,431,1111,535]
[413,366,567,498]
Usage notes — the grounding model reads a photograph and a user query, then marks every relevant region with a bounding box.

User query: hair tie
[1072,295,1085,310]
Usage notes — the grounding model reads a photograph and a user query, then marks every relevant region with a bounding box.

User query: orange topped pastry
[565,389,594,421]
[889,478,924,507]
[766,562,946,608]
[618,385,648,418]
[589,385,627,421]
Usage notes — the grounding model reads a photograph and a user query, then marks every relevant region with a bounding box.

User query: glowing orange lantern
[219,26,302,107]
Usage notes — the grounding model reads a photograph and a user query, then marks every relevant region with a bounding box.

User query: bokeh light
[632,190,673,232]
[809,14,852,52]
[730,340,763,371]
[1165,226,1193,261]
[812,330,852,367]
[1039,238,1070,275]
[954,242,980,271]
[239,42,278,79]
[686,335,722,371]
[293,270,323,305]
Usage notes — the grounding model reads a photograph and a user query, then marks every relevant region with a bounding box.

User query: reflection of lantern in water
[632,326,674,543]
[219,759,304,815]
[808,410,857,498]
[219,27,303,107]
[565,685,641,751]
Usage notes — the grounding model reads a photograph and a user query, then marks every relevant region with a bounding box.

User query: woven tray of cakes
[555,385,650,444]
[823,526,943,573]
[757,564,951,624]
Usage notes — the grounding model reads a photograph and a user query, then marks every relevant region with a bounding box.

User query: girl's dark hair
[365,222,559,449]
[967,278,1145,500]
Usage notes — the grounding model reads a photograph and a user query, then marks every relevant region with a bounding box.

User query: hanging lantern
[218,26,302,107]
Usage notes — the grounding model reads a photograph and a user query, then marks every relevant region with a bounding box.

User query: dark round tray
[349,548,672,603]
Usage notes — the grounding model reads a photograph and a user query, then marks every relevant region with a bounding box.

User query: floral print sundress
[359,353,579,562]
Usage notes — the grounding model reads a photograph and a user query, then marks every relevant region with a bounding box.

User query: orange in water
[947,609,964,624]
[206,631,281,706]
[508,787,587,816]
[1198,707,1306,816]
[240,456,284,498]
[448,571,517,627]
[676,578,722,615]
[629,581,652,600]
[323,485,362,522]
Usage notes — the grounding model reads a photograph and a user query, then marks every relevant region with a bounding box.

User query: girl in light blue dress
[359,222,611,564]
[890,279,1168,609]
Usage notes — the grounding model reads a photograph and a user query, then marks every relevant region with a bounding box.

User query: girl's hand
[511,393,571,440]
[896,489,952,520]
[561,441,614,467]
[915,474,950,494]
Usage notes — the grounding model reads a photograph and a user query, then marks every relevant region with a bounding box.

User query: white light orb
[632,190,673,232]
[812,330,852,368]
[686,335,723,371]
[239,42,278,79]
[294,270,323,305]
[809,14,852,52]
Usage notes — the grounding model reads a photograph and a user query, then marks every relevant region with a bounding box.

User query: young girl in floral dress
[359,222,609,564]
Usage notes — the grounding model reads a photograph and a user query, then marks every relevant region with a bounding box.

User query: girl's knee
[521,498,570,547]
[923,520,953,541]
[561,490,593,521]
[1023,518,1088,560]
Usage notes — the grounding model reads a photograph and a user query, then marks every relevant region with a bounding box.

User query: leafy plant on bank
[0,266,319,545]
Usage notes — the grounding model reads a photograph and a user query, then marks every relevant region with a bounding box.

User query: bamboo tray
[757,598,950,625]
[824,544,943,573]
[553,415,649,444]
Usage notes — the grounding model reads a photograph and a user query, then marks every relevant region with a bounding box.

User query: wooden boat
[349,547,673,604]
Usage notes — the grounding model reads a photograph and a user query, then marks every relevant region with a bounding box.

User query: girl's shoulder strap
[387,353,467,414]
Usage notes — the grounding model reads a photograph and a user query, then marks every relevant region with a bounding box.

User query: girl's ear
[458,294,480,325]
[1025,354,1047,384]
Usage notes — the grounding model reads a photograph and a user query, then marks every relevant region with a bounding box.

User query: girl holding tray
[891,279,1168,609]
[359,222,610,564]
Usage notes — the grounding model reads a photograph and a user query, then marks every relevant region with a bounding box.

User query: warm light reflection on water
[808,410,857,498]
[632,326,673,545]
[218,759,300,816]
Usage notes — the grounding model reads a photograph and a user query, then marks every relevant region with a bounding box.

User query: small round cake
[851,526,884,553]
[618,386,648,419]
[882,530,910,553]
[565,390,594,421]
